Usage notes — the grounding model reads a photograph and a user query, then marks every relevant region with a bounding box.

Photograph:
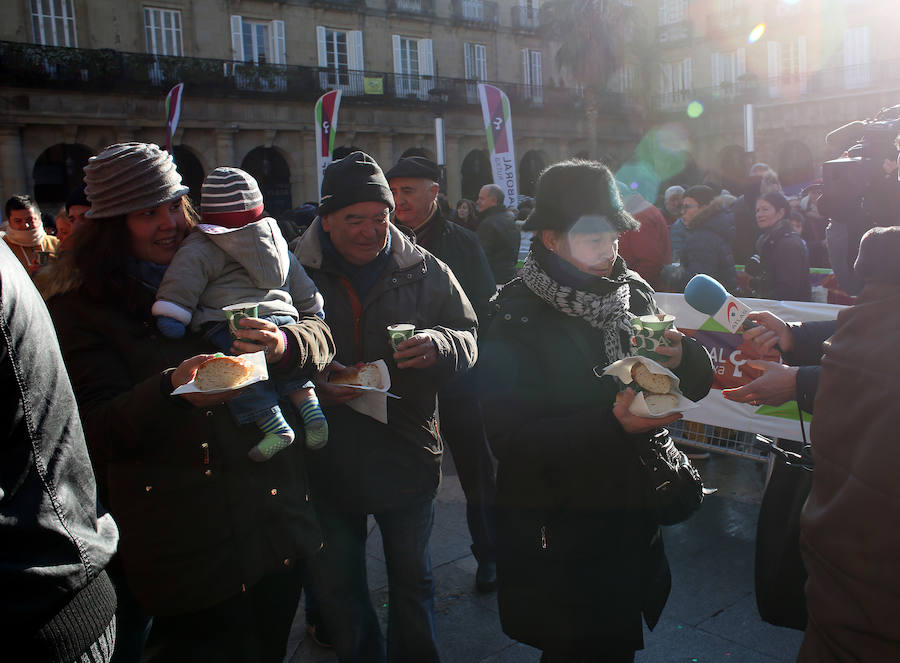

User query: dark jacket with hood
[43,251,335,617]
[476,204,520,284]
[679,194,738,292]
[1,245,118,662]
[478,250,713,654]
[294,219,478,512]
[756,218,811,301]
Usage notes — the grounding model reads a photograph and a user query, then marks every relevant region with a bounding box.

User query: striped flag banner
[165,83,184,153]
[315,90,342,196]
[477,83,518,205]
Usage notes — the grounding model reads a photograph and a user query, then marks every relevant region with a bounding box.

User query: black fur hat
[522,160,639,234]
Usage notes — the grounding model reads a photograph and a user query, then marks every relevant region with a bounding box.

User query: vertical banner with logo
[477,83,518,205]
[315,90,342,196]
[165,83,184,154]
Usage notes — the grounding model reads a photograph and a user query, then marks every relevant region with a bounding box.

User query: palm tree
[540,0,650,157]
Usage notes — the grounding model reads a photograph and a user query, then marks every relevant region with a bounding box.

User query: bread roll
[631,362,674,394]
[330,363,383,389]
[194,355,253,390]
[644,393,679,414]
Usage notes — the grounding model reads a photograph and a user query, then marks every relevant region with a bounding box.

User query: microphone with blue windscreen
[683,274,756,333]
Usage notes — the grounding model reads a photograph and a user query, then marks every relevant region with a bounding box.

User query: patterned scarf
[521,247,634,362]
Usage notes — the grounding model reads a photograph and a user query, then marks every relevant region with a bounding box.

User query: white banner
[655,293,844,442]
[477,83,518,205]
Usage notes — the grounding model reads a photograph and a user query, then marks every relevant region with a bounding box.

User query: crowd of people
[3,140,899,663]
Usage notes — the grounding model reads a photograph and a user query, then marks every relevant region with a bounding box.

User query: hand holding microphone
[742,311,795,355]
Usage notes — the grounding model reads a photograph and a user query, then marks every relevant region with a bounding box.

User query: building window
[767,37,807,97]
[843,26,869,89]
[230,16,285,65]
[609,64,635,93]
[392,35,434,99]
[659,58,692,107]
[145,7,183,56]
[31,0,77,47]
[517,0,540,28]
[464,42,487,102]
[711,49,746,87]
[317,27,364,94]
[522,48,543,105]
[658,0,687,25]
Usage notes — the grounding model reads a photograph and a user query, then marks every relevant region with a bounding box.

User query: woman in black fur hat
[478,159,714,662]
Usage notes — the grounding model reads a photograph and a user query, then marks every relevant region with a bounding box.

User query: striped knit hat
[83,143,189,219]
[201,167,265,228]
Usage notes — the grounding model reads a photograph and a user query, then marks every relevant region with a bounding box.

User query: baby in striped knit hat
[152,167,328,460]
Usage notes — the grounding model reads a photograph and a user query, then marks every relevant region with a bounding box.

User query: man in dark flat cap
[387,155,499,593]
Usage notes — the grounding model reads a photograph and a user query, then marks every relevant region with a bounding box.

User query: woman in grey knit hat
[44,143,335,662]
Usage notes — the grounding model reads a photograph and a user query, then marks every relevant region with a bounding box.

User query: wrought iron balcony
[0,41,603,114]
[657,20,692,45]
[451,0,498,25]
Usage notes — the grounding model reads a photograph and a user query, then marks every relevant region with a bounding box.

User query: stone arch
[460,149,491,202]
[719,144,748,193]
[32,143,93,210]
[518,149,548,197]
[241,147,292,216]
[777,140,814,190]
[172,145,205,207]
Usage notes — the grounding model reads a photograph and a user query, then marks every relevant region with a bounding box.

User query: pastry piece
[194,355,252,390]
[329,363,383,389]
[644,393,679,414]
[631,362,674,394]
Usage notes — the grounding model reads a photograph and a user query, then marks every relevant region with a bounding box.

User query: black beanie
[385,156,441,182]
[523,160,639,234]
[65,183,90,214]
[318,151,394,216]
[684,185,715,207]
[854,225,900,283]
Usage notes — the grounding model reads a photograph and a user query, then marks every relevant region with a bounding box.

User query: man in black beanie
[293,151,478,663]
[387,155,499,592]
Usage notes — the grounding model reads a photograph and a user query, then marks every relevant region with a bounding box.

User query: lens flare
[687,101,704,118]
[748,23,766,43]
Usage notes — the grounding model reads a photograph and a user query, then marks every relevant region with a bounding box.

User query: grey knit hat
[201,167,264,227]
[523,160,639,234]
[83,142,189,219]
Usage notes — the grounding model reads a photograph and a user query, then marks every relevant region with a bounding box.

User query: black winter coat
[680,195,738,293]
[757,219,811,302]
[47,269,335,616]
[478,259,713,654]
[476,205,520,284]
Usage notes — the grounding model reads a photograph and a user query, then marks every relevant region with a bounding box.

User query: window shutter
[231,15,244,62]
[737,48,746,77]
[420,38,434,76]
[711,53,721,86]
[683,58,692,90]
[797,36,807,75]
[273,20,286,64]
[317,26,328,67]
[464,43,473,79]
[532,50,542,87]
[522,48,530,84]
[350,31,364,70]
[392,34,403,74]
[476,43,486,79]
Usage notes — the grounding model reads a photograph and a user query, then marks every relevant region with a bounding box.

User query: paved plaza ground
[286,450,804,663]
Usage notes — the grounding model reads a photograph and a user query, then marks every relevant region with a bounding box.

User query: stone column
[302,133,318,203]
[377,133,394,171]
[445,134,462,204]
[215,128,237,167]
[0,126,27,201]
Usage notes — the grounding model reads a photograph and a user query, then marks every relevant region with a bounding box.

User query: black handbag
[754,427,814,631]
[636,428,705,526]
